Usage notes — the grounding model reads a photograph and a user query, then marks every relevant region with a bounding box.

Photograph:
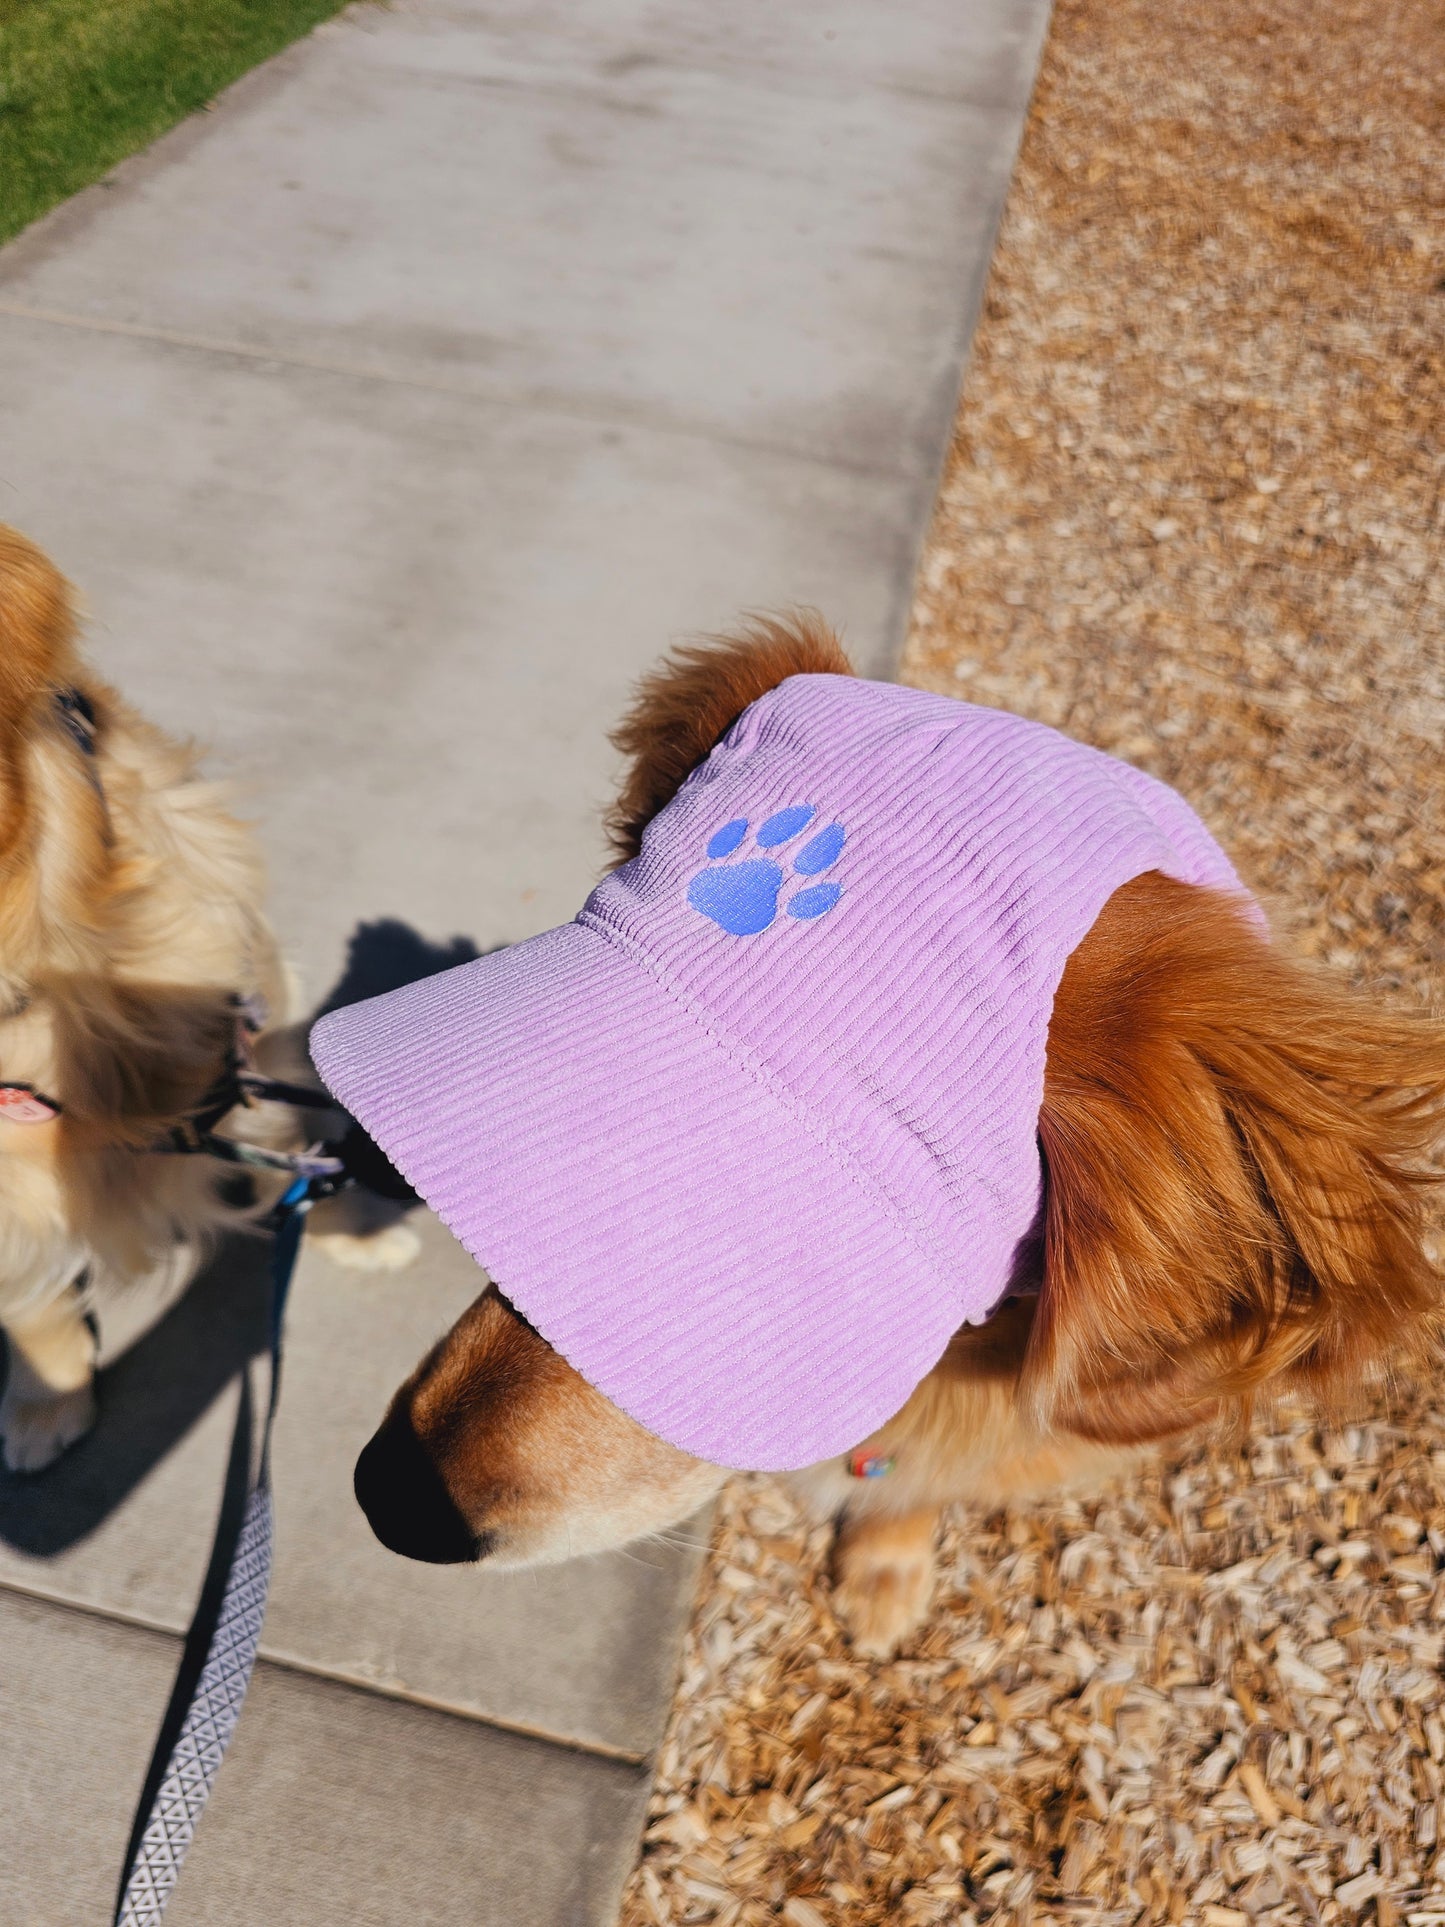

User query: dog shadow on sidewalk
[0,917,482,1558]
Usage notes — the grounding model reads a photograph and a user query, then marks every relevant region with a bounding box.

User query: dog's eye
[54,687,99,750]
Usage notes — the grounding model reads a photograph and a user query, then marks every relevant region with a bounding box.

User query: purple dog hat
[311,674,1248,1472]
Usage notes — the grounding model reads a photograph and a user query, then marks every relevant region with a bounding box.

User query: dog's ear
[606,613,853,864]
[0,528,82,858]
[0,527,79,720]
[52,979,242,1145]
[1022,871,1445,1444]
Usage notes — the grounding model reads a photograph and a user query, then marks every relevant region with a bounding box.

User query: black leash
[110,1007,370,1919]
[113,1162,347,1924]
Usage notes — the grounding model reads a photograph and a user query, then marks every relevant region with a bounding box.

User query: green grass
[0,0,351,247]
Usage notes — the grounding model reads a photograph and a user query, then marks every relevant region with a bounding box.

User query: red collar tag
[0,1084,62,1123]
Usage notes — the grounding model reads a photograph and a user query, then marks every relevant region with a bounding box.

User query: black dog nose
[354,1412,482,1564]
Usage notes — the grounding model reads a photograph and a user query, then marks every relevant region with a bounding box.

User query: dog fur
[353,618,1445,1656]
[0,527,409,1475]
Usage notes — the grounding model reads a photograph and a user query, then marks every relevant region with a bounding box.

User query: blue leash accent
[114,1176,315,1926]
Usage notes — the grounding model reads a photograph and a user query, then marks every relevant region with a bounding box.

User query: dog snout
[353,1409,487,1565]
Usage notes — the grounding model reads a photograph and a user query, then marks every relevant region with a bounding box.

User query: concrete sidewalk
[0,2,1048,1920]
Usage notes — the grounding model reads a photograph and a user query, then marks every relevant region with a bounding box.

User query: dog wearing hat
[319,620,1445,1657]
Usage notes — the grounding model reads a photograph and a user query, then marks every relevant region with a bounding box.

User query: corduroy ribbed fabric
[311,675,1250,1471]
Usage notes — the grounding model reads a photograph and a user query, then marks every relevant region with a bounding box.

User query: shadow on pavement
[0,917,482,1557]
[311,917,482,1020]
[0,1232,271,1557]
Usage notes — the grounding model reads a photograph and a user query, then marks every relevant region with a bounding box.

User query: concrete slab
[0,311,921,993]
[0,0,1045,473]
[373,0,1049,100]
[0,1215,705,1756]
[0,1590,651,1927]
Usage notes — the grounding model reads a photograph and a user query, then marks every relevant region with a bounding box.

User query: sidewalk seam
[0,1572,650,1767]
[0,299,913,484]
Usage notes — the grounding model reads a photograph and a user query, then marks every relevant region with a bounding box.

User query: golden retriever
[0,527,409,1475]
[352,621,1445,1655]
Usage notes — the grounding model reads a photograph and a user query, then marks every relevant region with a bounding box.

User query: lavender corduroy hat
[310,675,1249,1472]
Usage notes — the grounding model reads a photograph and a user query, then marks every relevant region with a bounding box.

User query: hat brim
[310,919,965,1472]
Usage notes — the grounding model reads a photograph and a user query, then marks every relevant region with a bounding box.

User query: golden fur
[354,618,1445,1655]
[0,527,412,1473]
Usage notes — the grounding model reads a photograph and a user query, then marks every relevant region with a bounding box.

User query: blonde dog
[349,622,1445,1655]
[0,528,409,1475]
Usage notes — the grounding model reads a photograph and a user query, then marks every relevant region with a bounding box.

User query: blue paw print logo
[686,804,845,936]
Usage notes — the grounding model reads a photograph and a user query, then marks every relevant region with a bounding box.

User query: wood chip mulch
[620,1,1445,1921]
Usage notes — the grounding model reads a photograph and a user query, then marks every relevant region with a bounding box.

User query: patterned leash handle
[115,1180,313,1926]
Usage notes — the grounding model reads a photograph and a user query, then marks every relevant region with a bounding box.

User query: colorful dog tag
[846,1450,895,1480]
[0,1084,61,1123]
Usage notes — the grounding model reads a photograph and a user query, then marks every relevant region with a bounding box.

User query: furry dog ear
[0,527,79,720]
[0,528,83,861]
[606,613,853,864]
[1022,871,1445,1445]
[51,979,242,1143]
